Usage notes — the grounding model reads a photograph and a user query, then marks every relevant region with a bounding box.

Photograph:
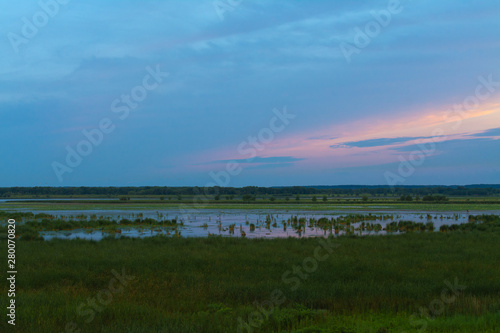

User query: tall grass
[1,228,499,332]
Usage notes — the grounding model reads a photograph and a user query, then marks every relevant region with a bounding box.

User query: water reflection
[28,209,477,241]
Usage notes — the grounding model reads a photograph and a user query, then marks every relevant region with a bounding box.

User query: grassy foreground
[1,230,500,332]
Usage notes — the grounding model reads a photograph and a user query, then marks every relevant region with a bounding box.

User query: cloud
[1,0,500,185]
[471,127,500,137]
[245,162,299,170]
[390,137,496,152]
[330,135,443,149]
[307,135,337,140]
[203,156,305,165]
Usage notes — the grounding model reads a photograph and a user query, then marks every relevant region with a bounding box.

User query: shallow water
[24,209,479,241]
[0,198,118,202]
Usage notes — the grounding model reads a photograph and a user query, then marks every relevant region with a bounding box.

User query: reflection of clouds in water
[38,210,476,240]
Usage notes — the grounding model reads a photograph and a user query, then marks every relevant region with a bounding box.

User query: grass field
[1,200,500,212]
[1,223,500,332]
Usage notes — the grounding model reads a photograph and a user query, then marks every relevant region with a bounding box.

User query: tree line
[0,185,499,198]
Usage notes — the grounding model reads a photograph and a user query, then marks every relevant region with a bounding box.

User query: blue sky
[1,0,499,187]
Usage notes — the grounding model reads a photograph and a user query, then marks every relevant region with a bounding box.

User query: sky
[1,0,499,187]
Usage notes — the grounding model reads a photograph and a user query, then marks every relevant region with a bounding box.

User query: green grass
[1,200,499,211]
[1,229,499,332]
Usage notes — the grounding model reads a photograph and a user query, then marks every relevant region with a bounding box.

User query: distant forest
[1,185,500,197]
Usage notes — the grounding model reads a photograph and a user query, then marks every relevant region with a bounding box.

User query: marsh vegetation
[1,194,499,332]
[1,223,499,332]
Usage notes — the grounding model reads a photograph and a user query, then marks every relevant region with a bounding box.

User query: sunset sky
[1,0,499,186]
